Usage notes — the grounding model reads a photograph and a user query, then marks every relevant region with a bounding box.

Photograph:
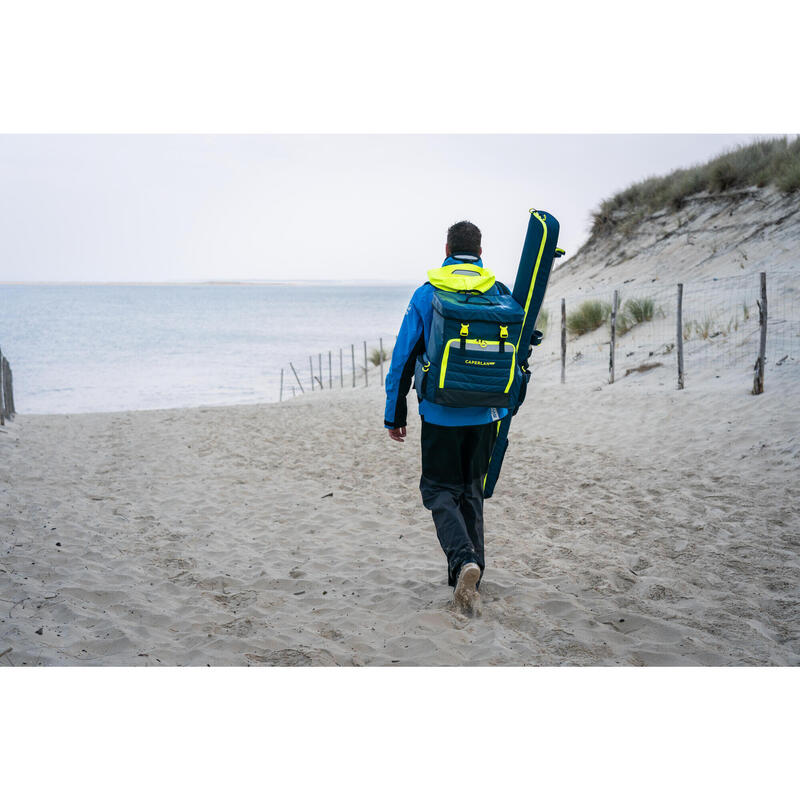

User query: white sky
[0,134,765,284]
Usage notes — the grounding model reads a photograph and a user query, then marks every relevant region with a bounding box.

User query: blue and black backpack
[414,263,528,409]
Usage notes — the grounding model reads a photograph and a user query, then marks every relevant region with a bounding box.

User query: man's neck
[444,254,482,266]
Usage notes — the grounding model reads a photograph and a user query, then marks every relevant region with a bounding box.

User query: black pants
[419,420,498,587]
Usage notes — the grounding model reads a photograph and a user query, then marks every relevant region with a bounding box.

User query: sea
[0,283,416,414]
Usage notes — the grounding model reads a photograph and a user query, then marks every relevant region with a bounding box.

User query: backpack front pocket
[436,339,516,407]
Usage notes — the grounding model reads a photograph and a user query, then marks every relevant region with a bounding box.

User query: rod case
[483,209,562,499]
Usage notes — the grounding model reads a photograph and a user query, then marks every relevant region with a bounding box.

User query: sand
[550,185,800,293]
[1,356,799,666]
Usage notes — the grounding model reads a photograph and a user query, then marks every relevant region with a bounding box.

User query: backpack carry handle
[461,292,496,305]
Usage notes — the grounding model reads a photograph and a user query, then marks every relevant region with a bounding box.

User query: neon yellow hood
[427,264,496,293]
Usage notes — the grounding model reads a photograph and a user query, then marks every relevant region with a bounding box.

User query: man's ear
[445,244,451,257]
[479,246,483,256]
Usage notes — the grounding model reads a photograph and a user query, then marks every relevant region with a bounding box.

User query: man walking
[384,221,508,613]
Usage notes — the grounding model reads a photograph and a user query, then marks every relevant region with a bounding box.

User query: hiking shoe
[453,562,481,612]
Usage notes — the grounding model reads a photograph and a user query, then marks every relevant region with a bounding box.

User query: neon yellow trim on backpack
[439,338,516,392]
[427,264,496,294]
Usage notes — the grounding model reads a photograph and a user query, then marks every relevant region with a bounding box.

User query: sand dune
[550,186,800,294]
[1,358,798,665]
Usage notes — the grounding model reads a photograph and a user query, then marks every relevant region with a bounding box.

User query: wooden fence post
[676,283,685,390]
[363,340,368,387]
[309,355,314,392]
[328,351,332,389]
[351,344,356,388]
[0,352,10,423]
[279,368,284,402]
[379,337,384,387]
[753,271,767,395]
[560,299,566,384]
[609,289,618,384]
[289,361,305,394]
[318,353,323,390]
[0,351,5,425]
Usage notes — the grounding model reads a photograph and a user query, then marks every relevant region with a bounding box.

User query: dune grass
[616,313,632,336]
[591,136,800,236]
[624,296,656,324]
[369,346,392,366]
[567,299,611,336]
[683,315,716,341]
[616,296,658,335]
[536,307,549,337]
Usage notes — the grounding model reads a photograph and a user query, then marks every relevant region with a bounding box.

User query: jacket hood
[427,257,496,293]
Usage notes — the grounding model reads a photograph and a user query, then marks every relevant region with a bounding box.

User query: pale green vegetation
[683,315,736,341]
[566,295,658,338]
[536,307,549,336]
[625,296,656,324]
[369,346,392,366]
[616,296,657,335]
[687,315,717,341]
[682,303,754,341]
[567,300,611,336]
[591,137,800,236]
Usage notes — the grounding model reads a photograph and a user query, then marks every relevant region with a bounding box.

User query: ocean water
[0,284,415,414]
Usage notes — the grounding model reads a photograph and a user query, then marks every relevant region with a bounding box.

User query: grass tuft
[616,311,633,336]
[567,300,611,336]
[624,296,655,324]
[776,158,800,193]
[693,316,716,340]
[613,296,656,336]
[536,308,549,337]
[369,346,392,366]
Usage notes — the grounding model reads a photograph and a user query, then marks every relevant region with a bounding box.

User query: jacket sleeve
[384,294,425,429]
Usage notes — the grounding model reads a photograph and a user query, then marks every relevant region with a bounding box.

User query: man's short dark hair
[447,220,481,256]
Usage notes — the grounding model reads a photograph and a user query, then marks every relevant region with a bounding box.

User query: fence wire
[279,270,798,400]
[534,270,799,381]
[279,339,395,399]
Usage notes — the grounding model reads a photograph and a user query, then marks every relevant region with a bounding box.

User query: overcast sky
[0,134,764,284]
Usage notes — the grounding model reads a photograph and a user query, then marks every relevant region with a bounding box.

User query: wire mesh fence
[278,270,797,400]
[533,270,799,385]
[279,339,394,399]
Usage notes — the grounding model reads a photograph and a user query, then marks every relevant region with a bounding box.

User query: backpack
[415,273,527,408]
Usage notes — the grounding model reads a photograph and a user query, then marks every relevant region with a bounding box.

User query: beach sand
[1,359,799,666]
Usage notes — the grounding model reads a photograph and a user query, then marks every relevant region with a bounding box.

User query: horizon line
[0,278,418,287]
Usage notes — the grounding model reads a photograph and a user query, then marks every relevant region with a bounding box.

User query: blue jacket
[383,256,510,429]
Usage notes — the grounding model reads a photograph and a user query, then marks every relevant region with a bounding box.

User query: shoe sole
[454,563,481,611]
